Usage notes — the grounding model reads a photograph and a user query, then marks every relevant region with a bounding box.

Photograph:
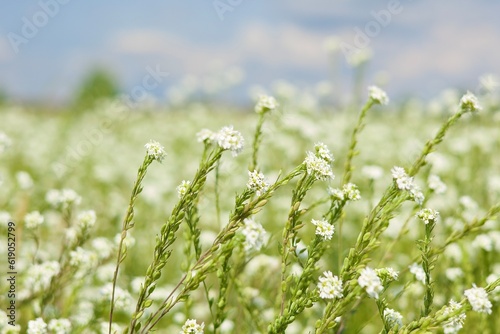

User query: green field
[0,87,499,333]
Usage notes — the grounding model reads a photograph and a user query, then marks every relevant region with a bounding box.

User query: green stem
[110,155,153,333]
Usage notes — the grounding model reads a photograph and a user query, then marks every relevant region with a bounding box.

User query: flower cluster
[24,211,44,230]
[464,285,492,314]
[368,86,389,105]
[317,271,343,299]
[196,128,217,143]
[76,210,96,230]
[391,166,424,204]
[416,208,440,225]
[328,184,361,201]
[241,218,268,253]
[247,170,269,196]
[383,308,403,328]
[27,318,47,334]
[304,148,334,181]
[459,92,482,113]
[314,142,334,163]
[25,261,60,294]
[145,140,166,162]
[176,180,191,198]
[217,125,245,157]
[358,267,383,299]
[46,189,82,209]
[255,94,278,114]
[375,267,399,284]
[311,218,335,241]
[69,247,98,275]
[442,300,466,334]
[342,183,361,201]
[180,319,205,334]
[48,318,72,334]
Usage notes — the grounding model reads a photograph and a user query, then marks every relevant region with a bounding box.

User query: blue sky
[1,0,500,103]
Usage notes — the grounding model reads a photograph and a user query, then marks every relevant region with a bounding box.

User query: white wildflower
[24,211,44,229]
[180,319,204,334]
[27,318,47,334]
[196,129,216,143]
[409,186,425,205]
[375,267,399,282]
[241,218,267,253]
[48,319,72,334]
[64,227,78,246]
[368,86,389,105]
[216,126,244,157]
[304,151,334,180]
[46,189,81,209]
[409,263,426,284]
[358,267,383,299]
[443,300,466,334]
[416,208,440,225]
[317,271,343,299]
[391,166,413,190]
[69,247,97,275]
[71,301,94,326]
[343,183,361,201]
[391,167,425,203]
[176,180,191,198]
[311,218,335,241]
[247,170,269,196]
[314,142,334,163]
[383,308,403,328]
[328,187,344,201]
[255,94,278,114]
[459,91,481,113]
[464,285,492,314]
[99,322,123,334]
[145,140,166,162]
[77,210,96,230]
[91,237,115,260]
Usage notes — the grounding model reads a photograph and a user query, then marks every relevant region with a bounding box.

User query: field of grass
[0,85,499,333]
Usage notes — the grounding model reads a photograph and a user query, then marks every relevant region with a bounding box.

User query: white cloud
[377,22,500,86]
[110,23,330,75]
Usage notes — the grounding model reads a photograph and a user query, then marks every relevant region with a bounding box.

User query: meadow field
[0,83,499,333]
